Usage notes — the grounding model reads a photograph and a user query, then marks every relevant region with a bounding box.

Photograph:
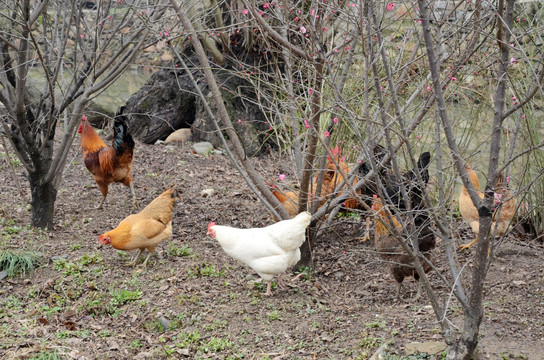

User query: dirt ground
[1,141,543,360]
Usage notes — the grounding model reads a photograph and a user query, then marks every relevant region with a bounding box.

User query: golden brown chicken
[98,187,179,267]
[459,167,516,250]
[269,146,359,217]
[372,195,434,299]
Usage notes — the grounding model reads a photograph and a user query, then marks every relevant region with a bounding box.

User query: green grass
[167,243,194,257]
[0,250,42,277]
[27,350,63,360]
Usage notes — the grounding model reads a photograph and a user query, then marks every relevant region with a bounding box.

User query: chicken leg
[459,236,479,250]
[96,195,107,210]
[359,216,371,242]
[265,280,273,296]
[125,249,144,266]
[140,252,153,268]
[130,182,139,209]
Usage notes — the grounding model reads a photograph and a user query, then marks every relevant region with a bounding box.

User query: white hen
[207,211,312,296]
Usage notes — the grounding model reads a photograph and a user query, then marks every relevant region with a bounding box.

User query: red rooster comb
[327,145,343,163]
[208,222,215,231]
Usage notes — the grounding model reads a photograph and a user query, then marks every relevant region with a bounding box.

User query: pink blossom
[80,34,85,38]
[264,3,269,8]
[304,120,310,129]
[242,9,249,15]
[333,117,338,124]
[510,57,516,64]
[308,88,313,95]
[386,3,395,11]
[323,131,330,138]
[451,77,457,82]
[357,159,363,164]
[278,174,286,181]
[510,43,514,47]
[300,26,307,34]
[323,27,328,31]
[426,85,431,91]
[506,176,511,183]
[345,46,350,51]
[237,119,242,124]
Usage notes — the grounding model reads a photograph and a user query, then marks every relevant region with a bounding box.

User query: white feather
[211,212,311,282]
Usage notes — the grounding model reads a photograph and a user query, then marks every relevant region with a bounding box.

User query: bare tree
[167,0,544,358]
[0,0,167,228]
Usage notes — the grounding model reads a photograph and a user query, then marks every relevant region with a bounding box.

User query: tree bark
[28,171,57,229]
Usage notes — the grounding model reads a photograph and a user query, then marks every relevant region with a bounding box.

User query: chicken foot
[140,252,153,268]
[459,236,479,250]
[265,280,273,296]
[358,216,371,242]
[96,195,107,210]
[125,249,144,266]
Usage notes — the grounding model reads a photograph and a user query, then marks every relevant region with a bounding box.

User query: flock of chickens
[78,110,517,298]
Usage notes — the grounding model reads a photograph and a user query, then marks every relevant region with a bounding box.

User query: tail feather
[112,106,135,154]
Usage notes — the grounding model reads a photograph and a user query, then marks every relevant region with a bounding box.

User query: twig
[1,136,26,202]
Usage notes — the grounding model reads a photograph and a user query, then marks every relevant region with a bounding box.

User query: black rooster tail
[112,106,135,154]
[417,152,431,185]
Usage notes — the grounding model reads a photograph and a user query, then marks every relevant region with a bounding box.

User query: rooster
[98,187,179,267]
[458,167,516,250]
[372,195,434,299]
[207,211,312,296]
[78,107,137,209]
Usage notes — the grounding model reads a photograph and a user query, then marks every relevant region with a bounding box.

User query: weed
[187,263,226,278]
[144,319,165,333]
[366,317,386,329]
[167,243,194,257]
[98,329,112,337]
[129,339,144,349]
[53,258,83,276]
[27,350,63,360]
[175,330,201,348]
[360,333,382,351]
[199,336,233,353]
[335,211,361,220]
[78,253,103,266]
[69,244,82,251]
[267,310,281,321]
[110,289,143,306]
[0,250,41,277]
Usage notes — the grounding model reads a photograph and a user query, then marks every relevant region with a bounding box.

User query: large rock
[123,61,273,156]
[124,68,196,143]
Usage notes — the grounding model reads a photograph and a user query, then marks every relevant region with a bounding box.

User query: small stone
[158,316,171,331]
[192,142,214,156]
[50,254,69,262]
[200,189,215,197]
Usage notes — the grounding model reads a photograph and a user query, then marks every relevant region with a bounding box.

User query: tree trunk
[29,172,57,229]
[298,220,317,268]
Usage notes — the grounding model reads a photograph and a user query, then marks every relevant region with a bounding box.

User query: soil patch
[1,142,543,359]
